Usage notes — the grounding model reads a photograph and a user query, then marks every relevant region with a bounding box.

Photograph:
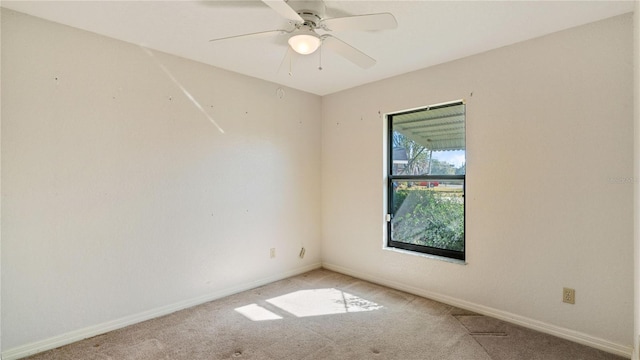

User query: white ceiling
[2,0,635,96]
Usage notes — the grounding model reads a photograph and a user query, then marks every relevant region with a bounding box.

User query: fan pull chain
[318,45,323,71]
[289,53,293,76]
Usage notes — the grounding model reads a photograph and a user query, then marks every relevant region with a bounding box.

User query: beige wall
[1,8,322,356]
[321,13,634,356]
[634,2,639,359]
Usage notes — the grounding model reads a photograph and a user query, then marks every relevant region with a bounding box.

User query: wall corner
[634,1,640,359]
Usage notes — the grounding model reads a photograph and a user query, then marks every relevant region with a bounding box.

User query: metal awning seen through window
[392,103,465,152]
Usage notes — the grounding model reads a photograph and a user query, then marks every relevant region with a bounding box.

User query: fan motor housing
[289,0,326,26]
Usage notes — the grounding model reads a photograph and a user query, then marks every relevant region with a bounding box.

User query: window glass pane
[391,104,465,176]
[391,180,464,252]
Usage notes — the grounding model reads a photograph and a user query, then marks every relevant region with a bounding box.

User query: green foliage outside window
[391,188,464,251]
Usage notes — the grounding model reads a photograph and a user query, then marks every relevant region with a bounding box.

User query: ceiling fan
[209,0,397,70]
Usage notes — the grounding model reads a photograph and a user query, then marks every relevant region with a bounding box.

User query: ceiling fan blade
[321,35,376,69]
[262,0,304,23]
[321,13,398,32]
[209,29,287,43]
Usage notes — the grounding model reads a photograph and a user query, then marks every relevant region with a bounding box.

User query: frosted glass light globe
[288,33,321,55]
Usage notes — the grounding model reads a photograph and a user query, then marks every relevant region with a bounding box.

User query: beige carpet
[25,269,625,360]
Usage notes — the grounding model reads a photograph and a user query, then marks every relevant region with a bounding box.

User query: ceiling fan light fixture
[288,32,321,55]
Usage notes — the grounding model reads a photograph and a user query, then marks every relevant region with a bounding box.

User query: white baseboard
[322,262,633,359]
[1,262,322,360]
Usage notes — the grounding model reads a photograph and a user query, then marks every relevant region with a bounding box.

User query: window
[387,101,466,261]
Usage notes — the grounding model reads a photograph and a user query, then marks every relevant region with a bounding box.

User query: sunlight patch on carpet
[235,303,283,321]
[266,288,383,318]
[235,288,383,321]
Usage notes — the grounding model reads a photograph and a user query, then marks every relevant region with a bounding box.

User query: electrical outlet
[270,248,276,258]
[562,288,575,304]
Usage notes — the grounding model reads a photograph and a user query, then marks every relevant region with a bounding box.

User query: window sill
[382,246,467,265]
